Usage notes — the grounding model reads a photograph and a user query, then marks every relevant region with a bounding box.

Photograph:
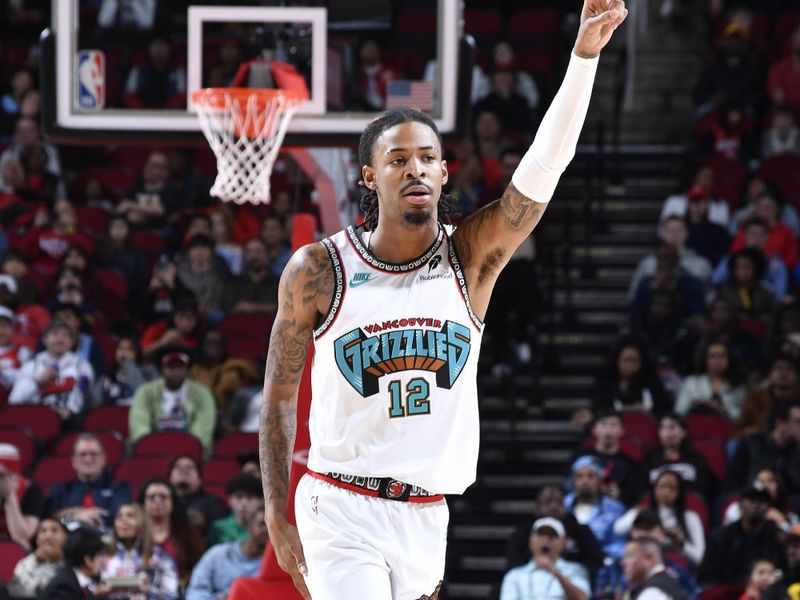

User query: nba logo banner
[77,50,105,109]
[386,80,433,111]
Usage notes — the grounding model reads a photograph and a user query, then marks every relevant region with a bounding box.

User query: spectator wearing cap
[207,474,262,546]
[9,319,94,422]
[0,305,31,390]
[659,167,730,228]
[169,455,227,537]
[622,537,691,600]
[572,410,642,507]
[141,297,202,361]
[564,455,626,560]
[0,443,44,548]
[698,483,787,587]
[48,433,131,529]
[221,236,279,314]
[735,355,800,438]
[723,467,799,531]
[177,234,230,322]
[186,504,267,600]
[628,216,712,303]
[129,347,216,453]
[42,526,106,599]
[713,218,788,301]
[506,486,605,576]
[727,401,800,495]
[731,192,797,269]
[499,517,591,600]
[684,186,730,267]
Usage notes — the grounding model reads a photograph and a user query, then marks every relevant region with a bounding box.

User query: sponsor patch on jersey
[333,319,471,397]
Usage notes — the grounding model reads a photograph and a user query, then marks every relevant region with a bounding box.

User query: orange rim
[192,87,305,109]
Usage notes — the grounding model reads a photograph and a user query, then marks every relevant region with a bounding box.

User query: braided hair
[358,108,457,231]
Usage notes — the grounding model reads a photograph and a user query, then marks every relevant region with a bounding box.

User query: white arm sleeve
[512,52,599,203]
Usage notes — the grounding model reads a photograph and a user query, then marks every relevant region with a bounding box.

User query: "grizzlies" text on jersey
[333,320,471,397]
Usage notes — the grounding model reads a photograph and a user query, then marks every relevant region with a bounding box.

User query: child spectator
[740,559,778,600]
[7,518,67,598]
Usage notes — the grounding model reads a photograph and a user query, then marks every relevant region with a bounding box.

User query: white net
[194,90,302,205]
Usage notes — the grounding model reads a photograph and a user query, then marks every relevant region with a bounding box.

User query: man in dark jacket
[698,483,787,586]
[48,433,131,528]
[43,527,105,599]
[622,537,691,599]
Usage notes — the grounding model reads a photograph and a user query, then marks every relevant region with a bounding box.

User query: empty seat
[133,432,203,463]
[218,312,276,339]
[619,411,658,450]
[95,269,128,301]
[202,458,239,485]
[0,540,28,581]
[685,413,732,445]
[213,433,258,458]
[0,405,62,444]
[114,457,171,493]
[83,406,130,438]
[32,456,76,491]
[690,439,727,484]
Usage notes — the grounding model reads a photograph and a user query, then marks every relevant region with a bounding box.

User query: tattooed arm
[259,242,333,600]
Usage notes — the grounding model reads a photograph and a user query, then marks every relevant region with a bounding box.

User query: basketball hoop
[192,64,308,205]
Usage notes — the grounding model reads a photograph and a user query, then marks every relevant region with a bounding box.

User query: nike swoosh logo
[349,275,375,287]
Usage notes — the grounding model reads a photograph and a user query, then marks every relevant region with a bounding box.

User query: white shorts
[294,473,449,600]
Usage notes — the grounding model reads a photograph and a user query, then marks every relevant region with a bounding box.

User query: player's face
[364,121,448,229]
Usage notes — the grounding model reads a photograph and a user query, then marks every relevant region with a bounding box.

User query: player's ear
[440,159,448,186]
[362,165,377,191]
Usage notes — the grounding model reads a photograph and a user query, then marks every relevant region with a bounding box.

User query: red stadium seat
[213,433,258,458]
[202,458,240,485]
[395,10,437,34]
[758,155,800,210]
[508,9,560,50]
[0,427,37,473]
[134,432,203,463]
[699,585,744,600]
[95,269,128,301]
[619,411,658,450]
[74,205,112,236]
[0,540,28,581]
[685,413,732,444]
[83,406,130,438]
[707,155,747,210]
[686,491,710,531]
[690,439,727,484]
[464,9,503,46]
[33,456,76,491]
[114,457,171,493]
[131,230,167,262]
[227,338,268,362]
[0,405,62,444]
[218,312,276,339]
[54,431,125,468]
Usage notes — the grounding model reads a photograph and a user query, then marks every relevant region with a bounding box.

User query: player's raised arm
[452,0,627,298]
[259,243,332,600]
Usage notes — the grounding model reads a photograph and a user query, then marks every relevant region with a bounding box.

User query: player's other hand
[574,0,628,58]
[267,514,311,600]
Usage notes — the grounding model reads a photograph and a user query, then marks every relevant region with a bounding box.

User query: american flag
[385,80,434,111]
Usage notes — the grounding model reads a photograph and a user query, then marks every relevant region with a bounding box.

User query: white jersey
[308,224,484,495]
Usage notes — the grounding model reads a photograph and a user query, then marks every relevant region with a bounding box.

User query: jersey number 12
[388,378,430,418]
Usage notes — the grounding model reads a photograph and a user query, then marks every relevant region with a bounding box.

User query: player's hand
[267,514,311,600]
[574,0,628,58]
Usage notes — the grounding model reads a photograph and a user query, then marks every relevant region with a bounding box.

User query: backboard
[41,0,473,147]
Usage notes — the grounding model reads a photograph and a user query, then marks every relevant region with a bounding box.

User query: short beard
[402,209,433,226]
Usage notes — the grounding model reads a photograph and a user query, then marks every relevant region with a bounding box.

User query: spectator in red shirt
[24,199,93,275]
[140,297,202,361]
[731,192,797,268]
[768,28,800,111]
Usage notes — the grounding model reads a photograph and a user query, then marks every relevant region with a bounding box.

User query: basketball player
[260,1,627,598]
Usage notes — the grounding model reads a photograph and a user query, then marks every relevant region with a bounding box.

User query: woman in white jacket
[9,319,94,421]
[675,340,747,419]
[614,469,706,567]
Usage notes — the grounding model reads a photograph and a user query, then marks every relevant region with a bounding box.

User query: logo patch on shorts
[386,481,407,499]
[311,495,318,515]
